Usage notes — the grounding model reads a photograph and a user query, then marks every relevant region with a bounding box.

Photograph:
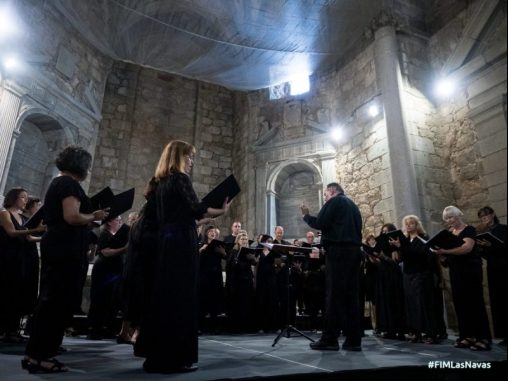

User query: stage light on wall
[2,55,21,72]
[434,77,456,98]
[289,74,310,96]
[330,126,343,142]
[368,104,379,117]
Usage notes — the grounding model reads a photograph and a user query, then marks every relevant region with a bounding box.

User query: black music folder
[201,174,240,208]
[426,229,464,250]
[306,257,323,271]
[237,246,263,261]
[23,207,44,229]
[260,243,313,255]
[102,188,135,224]
[384,229,409,245]
[90,187,114,210]
[107,223,130,248]
[373,234,392,254]
[362,243,382,257]
[204,239,234,253]
[476,231,504,248]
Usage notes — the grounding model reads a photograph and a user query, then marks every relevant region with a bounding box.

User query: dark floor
[1,331,506,381]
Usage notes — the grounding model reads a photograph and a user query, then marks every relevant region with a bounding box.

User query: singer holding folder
[135,140,231,374]
[434,206,491,351]
[23,146,110,373]
[1,188,45,343]
[476,206,507,345]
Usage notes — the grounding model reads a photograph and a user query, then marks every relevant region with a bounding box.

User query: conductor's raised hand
[300,204,310,216]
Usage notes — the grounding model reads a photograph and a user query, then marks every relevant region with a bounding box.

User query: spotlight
[435,77,456,98]
[368,105,379,117]
[289,74,310,96]
[2,55,21,72]
[0,5,20,40]
[330,126,343,142]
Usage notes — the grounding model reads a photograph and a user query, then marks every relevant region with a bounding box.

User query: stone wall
[231,43,386,238]
[1,0,112,198]
[418,0,506,333]
[90,63,234,233]
[427,0,507,223]
[5,121,49,196]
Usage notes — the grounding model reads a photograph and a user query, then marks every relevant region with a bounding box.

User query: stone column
[320,154,337,189]
[266,190,278,235]
[374,25,421,223]
[0,88,22,196]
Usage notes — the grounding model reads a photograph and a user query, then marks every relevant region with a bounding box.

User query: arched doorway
[4,113,67,198]
[266,160,323,239]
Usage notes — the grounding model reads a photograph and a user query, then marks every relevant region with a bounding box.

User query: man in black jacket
[301,182,363,351]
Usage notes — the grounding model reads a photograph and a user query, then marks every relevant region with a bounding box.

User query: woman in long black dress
[134,140,230,374]
[120,177,158,344]
[198,225,227,333]
[476,206,507,346]
[227,233,257,332]
[87,216,128,339]
[23,146,109,373]
[390,215,441,343]
[255,235,280,332]
[435,206,491,351]
[373,223,406,340]
[20,197,43,322]
[1,189,45,342]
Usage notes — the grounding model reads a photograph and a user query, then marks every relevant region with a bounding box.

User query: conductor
[301,182,363,351]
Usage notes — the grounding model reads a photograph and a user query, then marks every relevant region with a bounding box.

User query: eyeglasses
[185,154,195,161]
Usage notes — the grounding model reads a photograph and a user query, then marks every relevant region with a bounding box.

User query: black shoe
[342,342,362,351]
[309,339,339,351]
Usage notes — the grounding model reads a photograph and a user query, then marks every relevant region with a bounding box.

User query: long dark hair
[478,206,499,225]
[3,187,27,208]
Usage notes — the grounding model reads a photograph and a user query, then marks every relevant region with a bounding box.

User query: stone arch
[265,159,323,239]
[4,108,74,198]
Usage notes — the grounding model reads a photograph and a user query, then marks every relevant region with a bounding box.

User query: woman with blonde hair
[227,233,256,332]
[134,140,230,373]
[434,206,491,350]
[390,215,442,343]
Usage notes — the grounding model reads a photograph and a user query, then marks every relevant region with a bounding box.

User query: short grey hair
[443,205,463,220]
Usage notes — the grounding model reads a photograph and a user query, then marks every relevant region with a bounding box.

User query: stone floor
[0,331,505,381]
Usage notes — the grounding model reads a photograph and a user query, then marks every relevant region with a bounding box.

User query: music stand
[262,243,315,346]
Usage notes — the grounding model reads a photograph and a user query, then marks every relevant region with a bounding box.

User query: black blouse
[156,172,207,226]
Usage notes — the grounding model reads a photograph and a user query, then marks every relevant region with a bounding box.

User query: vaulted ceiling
[49,0,462,90]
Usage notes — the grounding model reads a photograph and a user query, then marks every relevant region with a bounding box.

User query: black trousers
[449,258,491,341]
[321,245,362,345]
[25,256,82,360]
